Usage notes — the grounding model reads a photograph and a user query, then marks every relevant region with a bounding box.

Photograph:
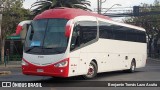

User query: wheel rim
[86,64,95,77]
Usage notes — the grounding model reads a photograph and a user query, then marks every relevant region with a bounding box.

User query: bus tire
[83,61,98,79]
[128,60,136,73]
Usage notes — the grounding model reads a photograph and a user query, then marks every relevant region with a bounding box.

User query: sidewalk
[0,64,21,69]
[0,65,21,75]
[148,57,160,62]
[0,61,21,75]
[0,70,12,75]
[0,61,21,69]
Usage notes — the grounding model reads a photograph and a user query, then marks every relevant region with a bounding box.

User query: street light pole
[103,4,122,14]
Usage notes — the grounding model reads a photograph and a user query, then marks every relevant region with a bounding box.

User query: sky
[23,0,155,10]
[23,0,155,21]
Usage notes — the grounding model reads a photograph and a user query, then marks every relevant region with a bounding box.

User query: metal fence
[5,54,22,61]
[0,39,23,65]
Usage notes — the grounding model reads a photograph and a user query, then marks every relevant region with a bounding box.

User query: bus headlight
[22,60,28,66]
[54,61,68,67]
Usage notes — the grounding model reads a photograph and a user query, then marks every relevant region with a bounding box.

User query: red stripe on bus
[34,8,111,20]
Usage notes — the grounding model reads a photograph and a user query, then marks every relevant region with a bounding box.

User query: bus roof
[34,7,145,32]
[34,7,112,20]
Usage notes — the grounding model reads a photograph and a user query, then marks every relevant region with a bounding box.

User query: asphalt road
[0,58,160,90]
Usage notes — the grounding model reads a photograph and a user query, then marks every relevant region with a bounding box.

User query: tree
[0,0,30,64]
[124,0,160,57]
[31,0,91,15]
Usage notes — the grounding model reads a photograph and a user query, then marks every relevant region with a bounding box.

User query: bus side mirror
[65,25,71,37]
[16,25,23,35]
[16,20,32,35]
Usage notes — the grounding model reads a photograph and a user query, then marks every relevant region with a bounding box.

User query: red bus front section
[22,58,69,77]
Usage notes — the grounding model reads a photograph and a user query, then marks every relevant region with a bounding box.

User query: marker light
[22,60,28,66]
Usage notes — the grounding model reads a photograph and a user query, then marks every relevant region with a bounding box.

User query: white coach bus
[21,7,147,79]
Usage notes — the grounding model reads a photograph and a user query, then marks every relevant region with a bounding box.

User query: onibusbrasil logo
[1,82,42,87]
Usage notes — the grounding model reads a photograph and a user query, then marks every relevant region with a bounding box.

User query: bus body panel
[22,58,69,77]
[67,16,147,77]
[22,53,70,77]
[23,53,65,65]
[68,16,98,77]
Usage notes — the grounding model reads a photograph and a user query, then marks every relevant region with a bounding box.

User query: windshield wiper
[44,48,63,53]
[25,46,39,52]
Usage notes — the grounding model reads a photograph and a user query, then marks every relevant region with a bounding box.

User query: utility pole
[99,0,102,14]
[97,0,99,14]
[97,0,103,14]
[97,0,107,14]
[97,0,102,14]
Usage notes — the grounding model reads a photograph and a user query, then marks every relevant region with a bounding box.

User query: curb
[0,65,21,69]
[0,71,11,75]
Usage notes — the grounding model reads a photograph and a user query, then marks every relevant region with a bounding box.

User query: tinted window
[70,24,81,51]
[99,21,146,43]
[99,21,113,39]
[79,21,97,44]
[24,19,69,55]
[99,21,127,40]
[126,29,137,42]
[70,21,98,51]
[112,25,127,40]
[136,30,146,43]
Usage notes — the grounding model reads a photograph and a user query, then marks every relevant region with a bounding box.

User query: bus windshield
[24,18,69,54]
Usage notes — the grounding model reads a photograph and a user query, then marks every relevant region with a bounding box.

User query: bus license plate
[37,69,44,72]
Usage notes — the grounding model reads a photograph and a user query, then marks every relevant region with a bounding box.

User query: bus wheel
[128,61,136,73]
[83,61,97,79]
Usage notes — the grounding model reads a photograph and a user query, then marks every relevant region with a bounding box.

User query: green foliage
[124,2,160,39]
[0,0,30,38]
[31,0,91,15]
[124,0,160,56]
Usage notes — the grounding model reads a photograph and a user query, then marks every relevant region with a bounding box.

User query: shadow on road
[35,70,145,82]
[30,70,145,87]
[96,70,144,80]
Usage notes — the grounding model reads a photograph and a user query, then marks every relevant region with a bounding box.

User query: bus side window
[99,21,114,39]
[70,24,80,51]
[79,21,97,44]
